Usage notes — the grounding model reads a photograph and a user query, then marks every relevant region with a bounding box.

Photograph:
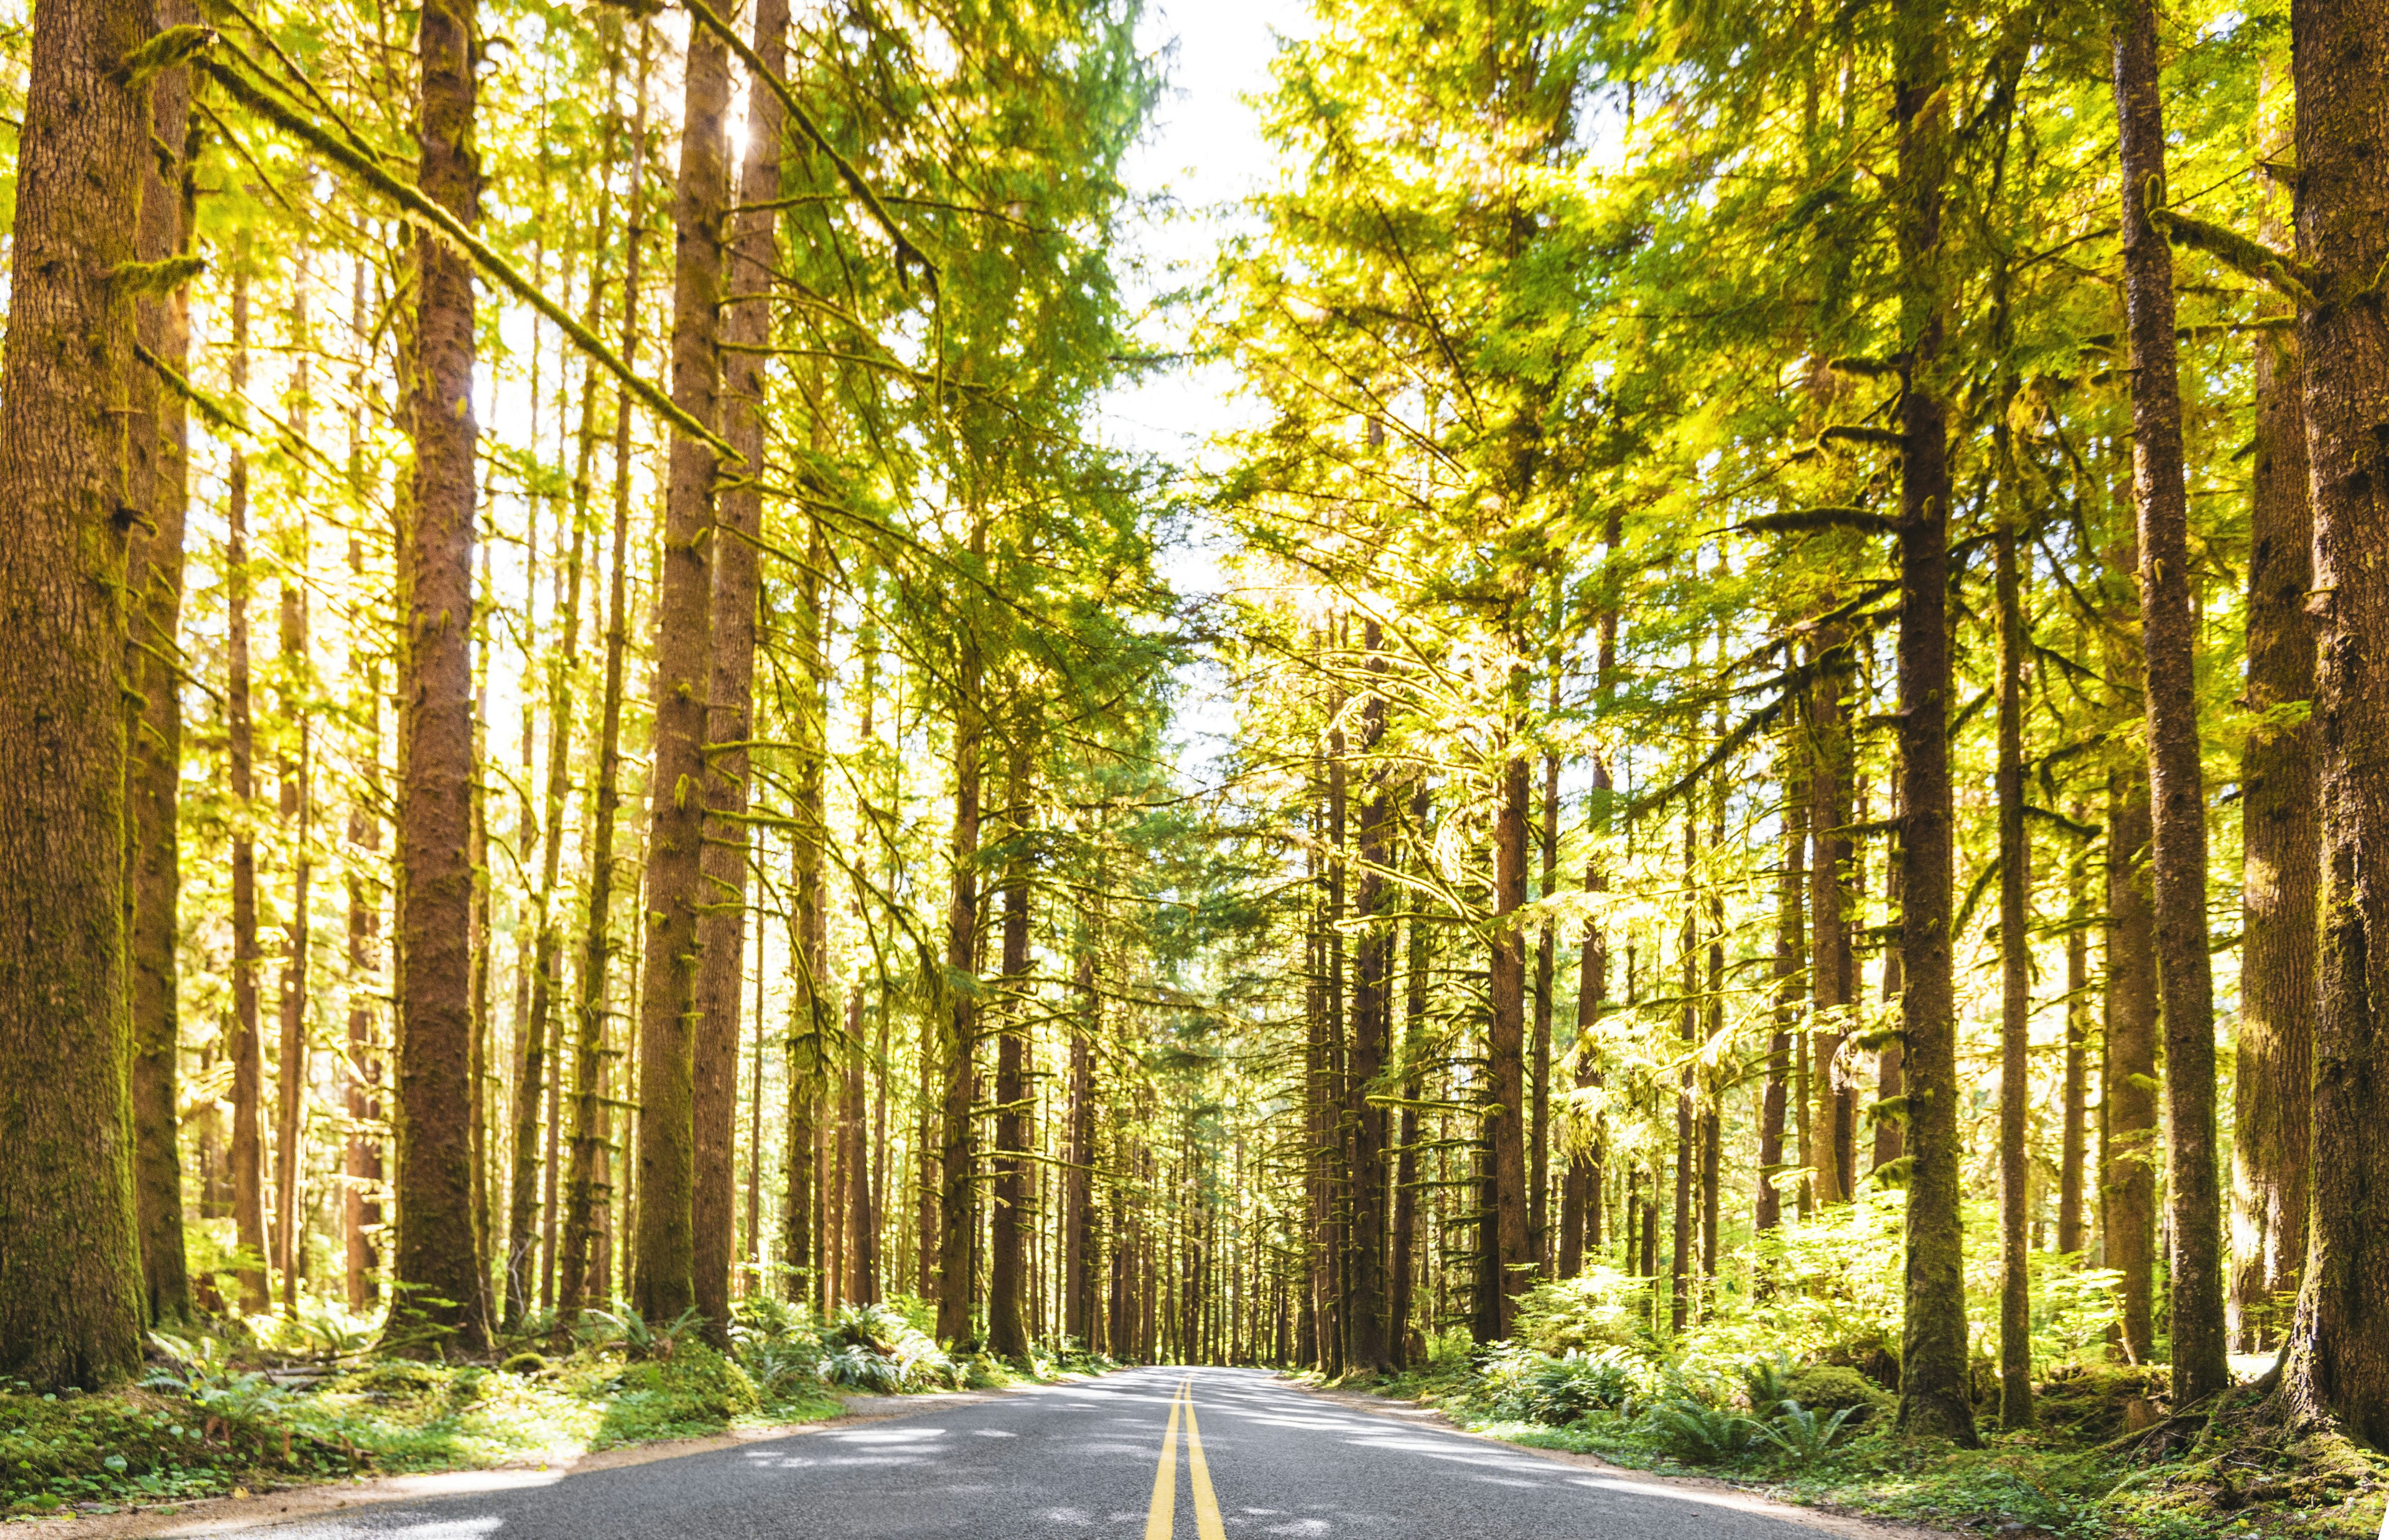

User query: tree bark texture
[225,271,268,1317]
[1761,741,1804,1232]
[689,0,786,1340]
[2113,0,2227,1407]
[1530,741,1558,1266]
[1891,0,1976,1442]
[2281,0,2389,1449]
[388,0,488,1354]
[1488,745,1533,1333]
[126,17,197,1326]
[2230,57,2315,1356]
[987,738,1033,1361]
[2058,852,2090,1258]
[1996,519,2033,1430]
[559,45,648,1317]
[938,638,983,1346]
[2104,771,2159,1361]
[1808,635,1855,1206]
[1346,631,1393,1374]
[631,12,731,1328]
[0,0,150,1390]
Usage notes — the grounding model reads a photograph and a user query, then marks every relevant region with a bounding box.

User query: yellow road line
[1182,1383,1227,1540]
[1143,1380,1183,1540]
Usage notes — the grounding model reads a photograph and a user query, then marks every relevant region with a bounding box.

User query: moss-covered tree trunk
[389,0,490,1355]
[936,629,983,1346]
[225,267,269,1317]
[1890,0,1976,1445]
[987,736,1033,1361]
[1530,733,1558,1267]
[2279,0,2389,1449]
[0,0,149,1392]
[505,313,598,1326]
[1808,632,1855,1207]
[1388,793,1431,1361]
[2229,55,2314,1357]
[1995,516,2033,1429]
[1064,951,1097,1345]
[272,458,312,1314]
[630,8,732,1329]
[1761,739,1804,1233]
[1345,624,1394,1374]
[126,9,197,1327]
[2103,769,2159,1361]
[559,30,648,1324]
[2112,0,2227,1406]
[689,0,786,1342]
[1488,741,1532,1335]
[2057,848,2090,1259]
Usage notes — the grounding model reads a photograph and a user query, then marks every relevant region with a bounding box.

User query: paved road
[191,1366,1844,1539]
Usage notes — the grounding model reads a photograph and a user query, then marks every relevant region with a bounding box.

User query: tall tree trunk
[1565,739,1612,1271]
[1673,814,1696,1332]
[842,1014,871,1303]
[1488,742,1532,1332]
[559,21,649,1325]
[2104,769,2159,1361]
[1891,0,1975,1443]
[347,548,384,1312]
[0,0,149,1389]
[2230,55,2314,1357]
[1874,782,1907,1176]
[1324,692,1348,1374]
[987,737,1033,1361]
[506,320,600,1329]
[1996,516,2033,1429]
[2280,0,2389,1447]
[2057,846,2090,1259]
[785,532,829,1308]
[1389,786,1432,1365]
[1760,737,1804,1232]
[689,0,787,1342]
[937,631,984,1346]
[1064,952,1097,1345]
[1346,624,1394,1374]
[390,0,490,1353]
[272,445,312,1312]
[1703,740,1725,1280]
[631,8,733,1328]
[126,17,197,1325]
[1530,732,1558,1268]
[1809,631,1854,1205]
[2112,0,2226,1407]
[226,268,269,1317]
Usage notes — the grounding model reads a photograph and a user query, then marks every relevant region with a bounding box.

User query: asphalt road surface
[190,1366,1848,1539]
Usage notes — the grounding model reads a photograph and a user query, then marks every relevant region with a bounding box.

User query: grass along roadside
[1,1295,1113,1523]
[1300,1348,2387,1540]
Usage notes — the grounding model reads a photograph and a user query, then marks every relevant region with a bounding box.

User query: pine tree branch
[1734,506,1899,537]
[2146,206,2317,308]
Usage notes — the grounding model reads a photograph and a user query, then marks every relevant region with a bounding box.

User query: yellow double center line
[1143,1377,1225,1540]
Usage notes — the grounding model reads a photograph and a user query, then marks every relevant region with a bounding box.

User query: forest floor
[1310,1361,2389,1540]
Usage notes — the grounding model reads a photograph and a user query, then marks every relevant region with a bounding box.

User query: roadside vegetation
[1313,1199,2386,1540]
[0,1299,1114,1521]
